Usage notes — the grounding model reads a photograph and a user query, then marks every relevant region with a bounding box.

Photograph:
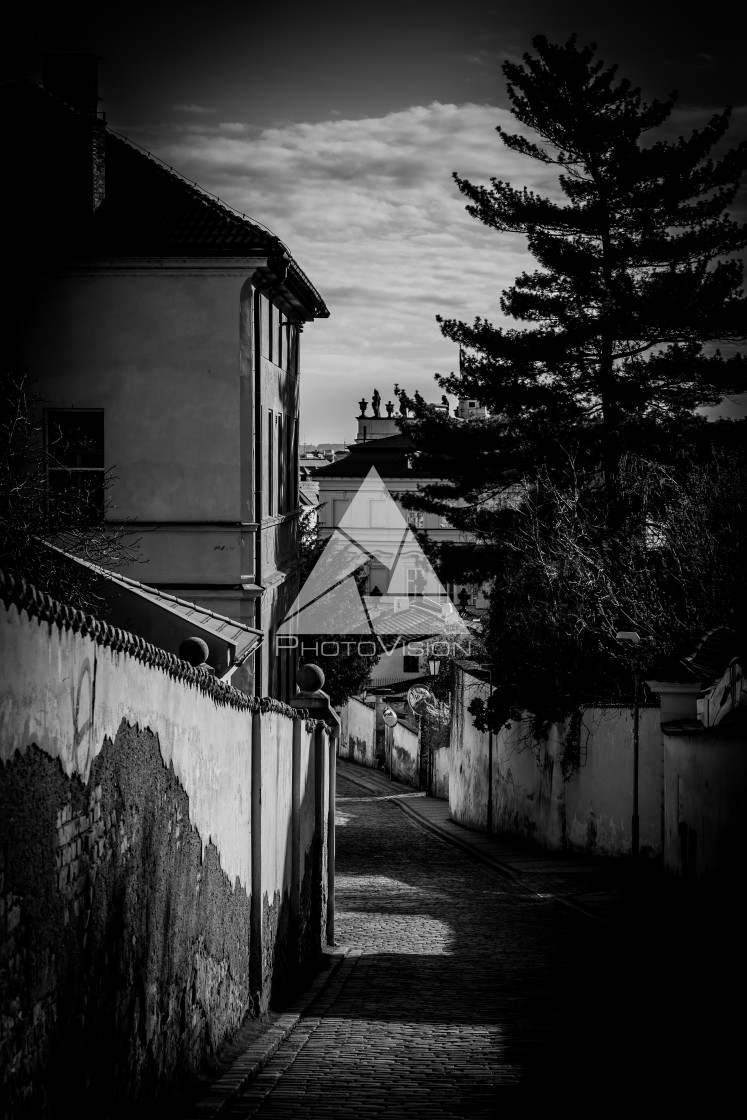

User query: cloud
[128,102,558,440]
[172,103,217,114]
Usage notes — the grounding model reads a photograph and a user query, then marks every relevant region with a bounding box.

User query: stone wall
[0,574,329,1116]
[450,665,662,858]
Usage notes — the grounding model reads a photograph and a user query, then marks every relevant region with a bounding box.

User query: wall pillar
[291,718,302,953]
[327,733,336,946]
[314,723,327,947]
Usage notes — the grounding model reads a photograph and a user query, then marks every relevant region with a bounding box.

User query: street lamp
[616,630,641,860]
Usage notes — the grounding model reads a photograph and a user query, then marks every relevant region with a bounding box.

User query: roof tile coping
[1,570,319,728]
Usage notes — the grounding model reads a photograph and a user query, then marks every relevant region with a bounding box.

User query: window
[403,655,419,673]
[269,302,276,363]
[276,310,284,369]
[407,510,424,529]
[267,410,274,515]
[46,409,105,523]
[290,419,299,509]
[260,295,271,360]
[333,498,349,525]
[469,401,476,408]
[277,413,284,512]
[287,323,298,375]
[439,515,451,528]
[407,567,426,596]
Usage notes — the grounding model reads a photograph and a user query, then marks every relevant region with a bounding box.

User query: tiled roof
[45,544,262,664]
[313,434,434,479]
[90,134,328,317]
[2,79,327,319]
[646,627,744,686]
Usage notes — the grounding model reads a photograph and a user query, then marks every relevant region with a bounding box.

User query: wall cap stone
[1,569,319,726]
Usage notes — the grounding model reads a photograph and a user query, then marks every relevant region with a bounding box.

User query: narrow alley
[183,767,727,1119]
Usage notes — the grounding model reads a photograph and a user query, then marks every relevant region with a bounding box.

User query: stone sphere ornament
[179,636,210,666]
[298,663,325,692]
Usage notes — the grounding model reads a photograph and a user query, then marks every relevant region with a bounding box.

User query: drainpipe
[253,287,263,692]
[250,710,263,1007]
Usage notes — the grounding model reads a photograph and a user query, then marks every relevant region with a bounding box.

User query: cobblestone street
[214,773,697,1118]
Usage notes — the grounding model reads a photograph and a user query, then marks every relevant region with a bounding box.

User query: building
[311,394,488,689]
[2,56,329,699]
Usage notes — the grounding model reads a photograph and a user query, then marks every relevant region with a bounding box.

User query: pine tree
[401,34,747,515]
[396,35,747,741]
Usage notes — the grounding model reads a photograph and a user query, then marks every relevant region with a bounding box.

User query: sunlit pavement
[206,770,737,1119]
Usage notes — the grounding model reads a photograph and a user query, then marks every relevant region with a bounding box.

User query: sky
[4,2,746,441]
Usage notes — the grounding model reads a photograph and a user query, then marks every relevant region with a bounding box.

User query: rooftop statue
[371,389,381,417]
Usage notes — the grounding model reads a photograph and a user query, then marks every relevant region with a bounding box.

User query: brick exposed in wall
[0,723,251,1116]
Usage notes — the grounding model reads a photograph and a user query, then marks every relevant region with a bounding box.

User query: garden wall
[449,664,662,858]
[0,574,330,1117]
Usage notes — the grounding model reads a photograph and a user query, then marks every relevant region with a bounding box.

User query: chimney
[41,53,105,211]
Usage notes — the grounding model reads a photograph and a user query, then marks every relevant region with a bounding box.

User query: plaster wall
[16,269,302,703]
[339,698,377,768]
[0,600,253,889]
[663,726,747,882]
[20,266,243,522]
[260,711,294,900]
[450,666,663,857]
[0,587,329,1114]
[390,721,420,786]
[430,746,450,800]
[564,706,661,857]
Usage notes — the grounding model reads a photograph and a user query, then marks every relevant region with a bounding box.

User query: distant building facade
[2,56,329,699]
[312,394,489,689]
